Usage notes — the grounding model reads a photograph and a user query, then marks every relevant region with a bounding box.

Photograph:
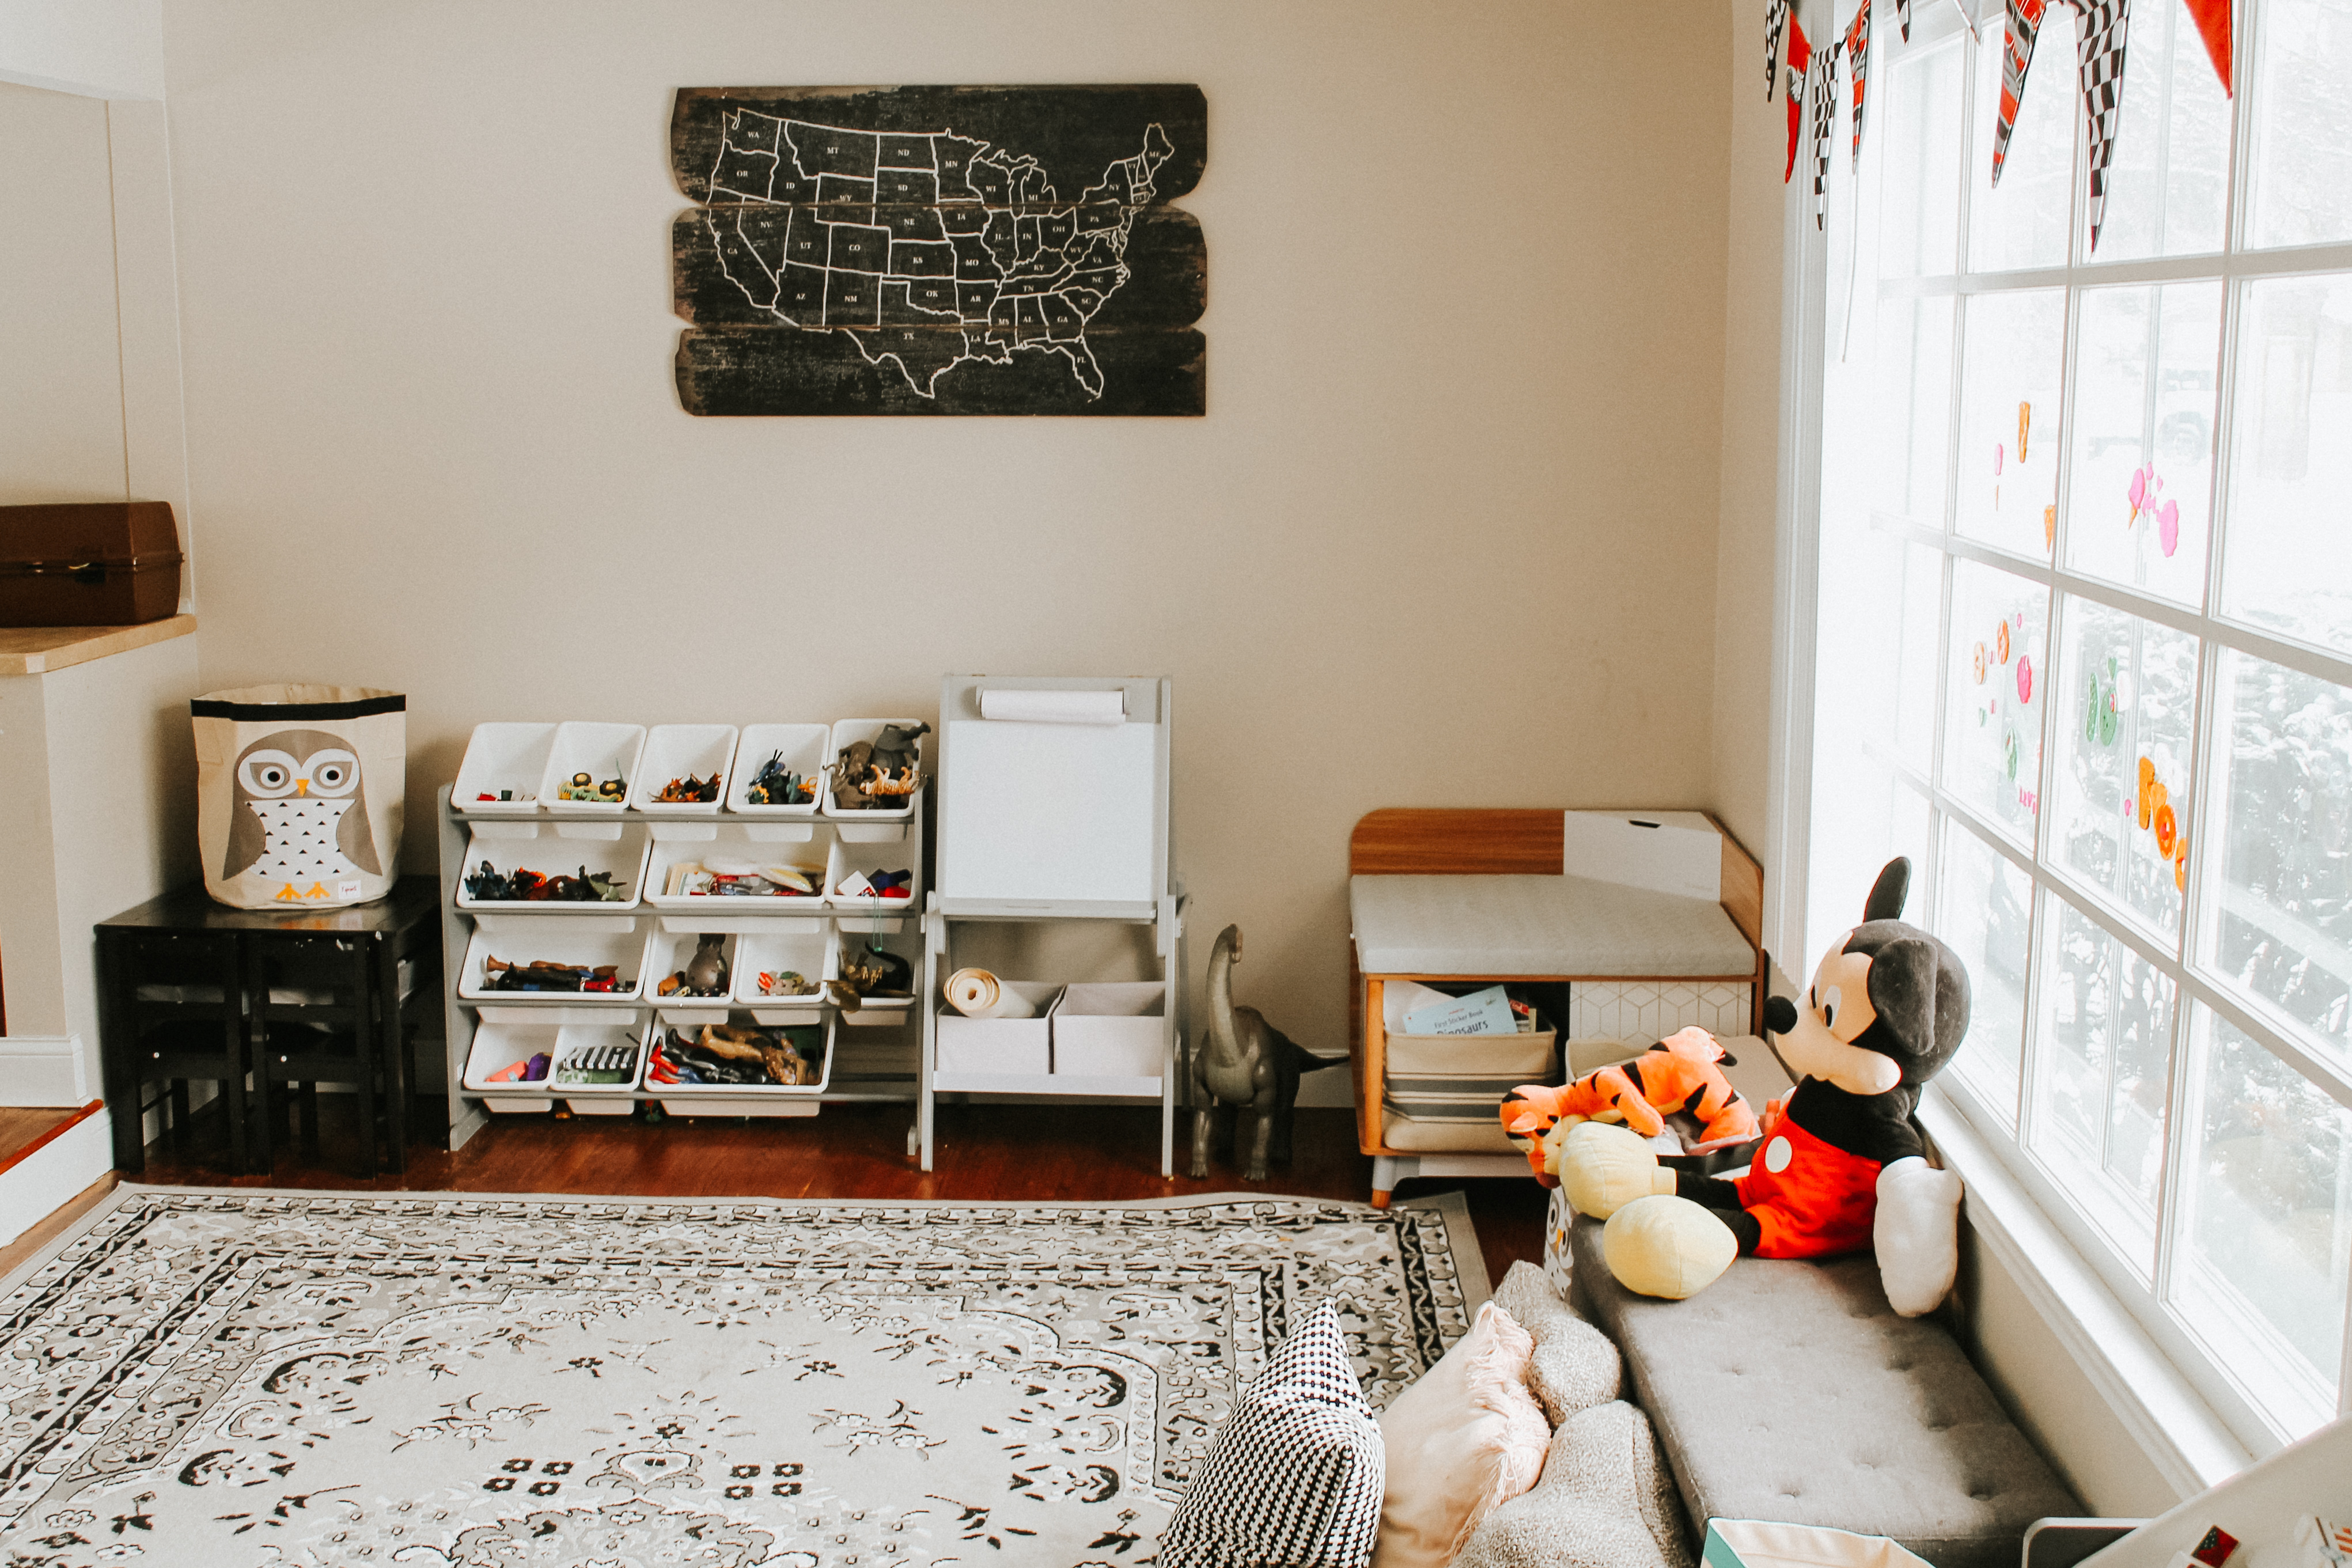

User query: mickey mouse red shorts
[1733,1113,1883,1259]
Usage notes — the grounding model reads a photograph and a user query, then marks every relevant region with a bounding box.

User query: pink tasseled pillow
[1370,1300,1553,1568]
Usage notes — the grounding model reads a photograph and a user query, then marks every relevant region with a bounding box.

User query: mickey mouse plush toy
[1555,858,1970,1316]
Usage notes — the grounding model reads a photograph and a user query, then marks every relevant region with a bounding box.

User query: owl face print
[224,726,384,890]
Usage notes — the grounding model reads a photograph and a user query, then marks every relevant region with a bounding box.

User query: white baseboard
[0,1035,86,1107]
[0,1107,112,1251]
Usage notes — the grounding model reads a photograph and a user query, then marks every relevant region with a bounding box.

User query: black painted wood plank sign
[671,85,1207,416]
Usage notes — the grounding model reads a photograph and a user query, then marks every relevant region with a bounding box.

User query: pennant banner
[1813,39,1843,226]
[2183,0,2230,93]
[1896,0,1912,40]
[1768,0,1790,98]
[1993,0,2049,185]
[2074,0,2130,247]
[1785,17,1814,182]
[1847,0,1874,164]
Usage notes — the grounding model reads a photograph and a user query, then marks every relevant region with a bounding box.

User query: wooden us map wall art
[671,84,1207,416]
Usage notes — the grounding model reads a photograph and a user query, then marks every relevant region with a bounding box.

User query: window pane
[1968,16,2075,271]
[1940,820,2034,1124]
[2065,282,2222,607]
[2247,0,2352,250]
[2029,895,2174,1276]
[2220,274,2352,658]
[2052,600,2198,940]
[2085,0,2230,260]
[2172,1006,2351,1436]
[1880,36,1966,277]
[2206,650,2352,1061]
[1876,296,1957,522]
[1943,559,2050,846]
[1957,290,2063,556]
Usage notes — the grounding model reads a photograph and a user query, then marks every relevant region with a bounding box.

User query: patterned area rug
[1,1187,1482,1567]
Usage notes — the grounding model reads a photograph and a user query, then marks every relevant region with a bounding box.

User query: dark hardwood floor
[127,1100,1548,1290]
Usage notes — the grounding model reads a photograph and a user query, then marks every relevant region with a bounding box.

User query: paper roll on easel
[978,688,1126,725]
[945,967,1037,1018]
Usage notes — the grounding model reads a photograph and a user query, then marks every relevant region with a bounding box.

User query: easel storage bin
[1052,982,1165,1076]
[936,983,1059,1075]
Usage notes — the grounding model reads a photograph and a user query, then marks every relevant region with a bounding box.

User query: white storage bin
[539,721,645,816]
[645,824,830,911]
[827,834,919,912]
[732,929,832,1012]
[821,717,927,827]
[1052,982,1166,1077]
[829,927,918,1027]
[457,919,650,1002]
[455,827,648,912]
[728,723,829,816]
[464,1018,645,1113]
[648,1010,832,1116]
[642,927,741,1008]
[630,724,738,814]
[453,722,556,815]
[936,982,1061,1076]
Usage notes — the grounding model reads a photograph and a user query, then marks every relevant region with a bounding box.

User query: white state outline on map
[704,111,1173,399]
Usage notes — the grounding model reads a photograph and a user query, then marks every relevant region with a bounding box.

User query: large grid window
[1807,0,2352,1451]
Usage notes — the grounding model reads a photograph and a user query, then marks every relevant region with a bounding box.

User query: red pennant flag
[2182,0,2231,94]
[1785,17,1813,183]
[1993,0,2049,185]
[1847,0,1874,164]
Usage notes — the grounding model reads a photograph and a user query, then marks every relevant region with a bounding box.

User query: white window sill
[1916,1085,2254,1499]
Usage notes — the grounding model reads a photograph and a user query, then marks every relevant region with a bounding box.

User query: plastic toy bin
[464,1018,646,1114]
[453,722,556,815]
[457,917,649,1002]
[454,826,649,912]
[642,926,742,1008]
[733,929,832,1013]
[539,722,645,816]
[645,826,829,910]
[821,717,926,834]
[936,982,1061,1075]
[647,1010,833,1117]
[1051,983,1165,1076]
[630,724,738,814]
[728,724,829,817]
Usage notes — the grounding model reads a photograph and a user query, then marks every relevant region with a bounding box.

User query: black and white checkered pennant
[1767,0,1790,99]
[2071,0,2131,248]
[1812,39,1842,227]
[1895,0,1912,40]
[1160,1301,1386,1568]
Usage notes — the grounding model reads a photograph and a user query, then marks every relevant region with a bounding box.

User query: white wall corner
[0,0,164,100]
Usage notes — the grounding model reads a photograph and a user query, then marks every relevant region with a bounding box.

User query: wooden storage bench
[1348,808,1767,1206]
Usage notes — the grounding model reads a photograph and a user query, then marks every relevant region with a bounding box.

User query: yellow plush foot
[1602,1195,1740,1300]
[1556,1122,1678,1220]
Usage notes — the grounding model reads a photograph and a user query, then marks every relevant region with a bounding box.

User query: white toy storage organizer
[437,719,930,1147]
[920,674,1186,1174]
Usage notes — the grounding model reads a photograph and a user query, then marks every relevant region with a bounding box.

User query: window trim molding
[1920,1084,2255,1495]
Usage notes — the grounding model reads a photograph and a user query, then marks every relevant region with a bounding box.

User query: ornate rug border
[2,1184,1491,1309]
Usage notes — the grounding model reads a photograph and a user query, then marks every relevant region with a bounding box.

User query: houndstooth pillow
[1160,1299,1387,1568]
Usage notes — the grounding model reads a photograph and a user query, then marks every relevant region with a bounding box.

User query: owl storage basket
[192,684,405,910]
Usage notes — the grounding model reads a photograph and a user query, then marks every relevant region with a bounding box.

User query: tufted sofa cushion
[1566,1217,2077,1568]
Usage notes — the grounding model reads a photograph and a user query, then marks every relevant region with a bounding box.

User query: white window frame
[1767,0,2352,1486]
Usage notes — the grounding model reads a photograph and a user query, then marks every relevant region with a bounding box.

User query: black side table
[95,876,441,1175]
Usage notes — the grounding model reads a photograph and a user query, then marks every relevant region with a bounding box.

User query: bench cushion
[1350,874,1755,978]
[1567,1218,2077,1568]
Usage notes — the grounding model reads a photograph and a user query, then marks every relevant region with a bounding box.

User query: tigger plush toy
[1552,858,1970,1317]
[1499,1028,1759,1185]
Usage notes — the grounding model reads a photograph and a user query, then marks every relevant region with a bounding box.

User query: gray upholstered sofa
[1566,1217,2080,1568]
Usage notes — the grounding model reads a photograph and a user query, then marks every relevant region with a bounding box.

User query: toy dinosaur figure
[1190,925,1340,1181]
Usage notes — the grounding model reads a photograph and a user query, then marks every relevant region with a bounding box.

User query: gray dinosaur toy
[1190,925,1341,1181]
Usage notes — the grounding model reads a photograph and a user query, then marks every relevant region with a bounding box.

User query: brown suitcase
[0,502,184,627]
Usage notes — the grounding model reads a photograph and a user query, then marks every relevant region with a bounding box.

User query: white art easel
[921,675,1185,1172]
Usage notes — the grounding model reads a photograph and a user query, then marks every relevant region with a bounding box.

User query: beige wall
[1709,2,1787,871]
[161,0,1736,1063]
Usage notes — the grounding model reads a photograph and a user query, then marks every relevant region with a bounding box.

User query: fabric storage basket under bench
[1377,979,1555,1154]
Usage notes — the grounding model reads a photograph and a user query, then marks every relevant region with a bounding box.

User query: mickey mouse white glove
[1876,1156,1964,1317]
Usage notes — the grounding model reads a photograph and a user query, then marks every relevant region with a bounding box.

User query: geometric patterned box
[1567,980,1752,1041]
